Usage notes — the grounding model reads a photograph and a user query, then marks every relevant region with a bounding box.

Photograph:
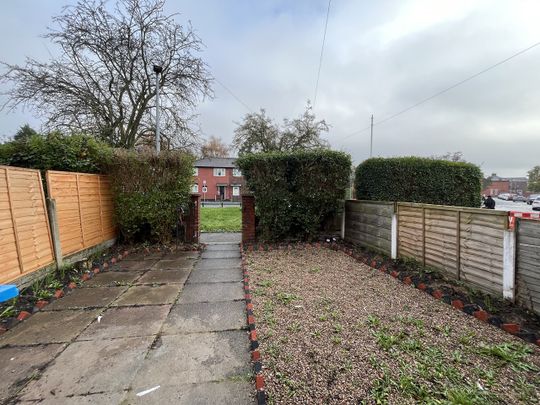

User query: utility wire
[313,0,332,108]
[340,40,540,141]
[214,77,255,113]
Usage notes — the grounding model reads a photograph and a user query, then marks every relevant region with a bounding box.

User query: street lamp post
[153,65,163,153]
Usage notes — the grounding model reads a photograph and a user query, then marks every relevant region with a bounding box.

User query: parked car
[513,195,526,202]
[497,193,510,200]
[527,194,540,205]
[533,197,540,211]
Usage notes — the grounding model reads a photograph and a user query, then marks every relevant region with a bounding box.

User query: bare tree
[200,136,230,158]
[0,0,212,150]
[233,104,329,155]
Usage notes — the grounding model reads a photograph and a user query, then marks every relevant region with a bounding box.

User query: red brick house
[193,157,244,202]
[482,173,528,196]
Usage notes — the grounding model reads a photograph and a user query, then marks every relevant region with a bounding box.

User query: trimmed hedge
[237,150,351,240]
[355,157,482,207]
[0,132,111,174]
[104,149,194,243]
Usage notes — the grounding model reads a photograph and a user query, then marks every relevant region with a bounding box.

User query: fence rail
[0,166,54,284]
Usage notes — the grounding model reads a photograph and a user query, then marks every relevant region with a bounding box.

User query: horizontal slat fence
[397,203,507,294]
[0,166,54,284]
[516,219,540,314]
[46,171,116,257]
[344,200,393,256]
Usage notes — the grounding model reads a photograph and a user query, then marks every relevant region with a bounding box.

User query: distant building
[482,173,528,196]
[193,157,244,202]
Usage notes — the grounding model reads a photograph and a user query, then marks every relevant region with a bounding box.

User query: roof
[195,157,237,168]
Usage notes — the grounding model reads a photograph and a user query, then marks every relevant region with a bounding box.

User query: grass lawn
[200,206,241,232]
[247,248,540,404]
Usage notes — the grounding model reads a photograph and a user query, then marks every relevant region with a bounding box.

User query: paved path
[0,233,253,404]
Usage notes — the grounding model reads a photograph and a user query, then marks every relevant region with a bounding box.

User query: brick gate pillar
[185,193,201,244]
[242,193,256,243]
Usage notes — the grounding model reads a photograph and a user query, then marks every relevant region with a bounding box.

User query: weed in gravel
[367,314,381,328]
[333,323,343,333]
[373,330,399,351]
[275,292,299,305]
[259,279,273,288]
[444,386,497,404]
[474,367,496,388]
[311,330,321,339]
[331,336,342,345]
[400,338,423,353]
[515,376,538,403]
[266,343,281,359]
[288,322,301,333]
[370,367,392,404]
[458,331,476,346]
[318,313,328,322]
[477,343,539,372]
[309,266,321,274]
[435,324,452,337]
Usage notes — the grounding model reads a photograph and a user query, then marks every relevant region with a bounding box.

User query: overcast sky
[1,0,539,176]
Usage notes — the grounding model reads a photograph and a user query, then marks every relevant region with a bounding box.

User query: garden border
[241,240,540,350]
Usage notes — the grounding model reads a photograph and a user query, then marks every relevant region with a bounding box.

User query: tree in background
[200,136,230,158]
[233,104,329,155]
[528,166,540,192]
[0,0,212,151]
[431,151,466,162]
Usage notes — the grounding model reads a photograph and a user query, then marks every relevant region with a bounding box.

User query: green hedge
[237,150,351,240]
[104,149,194,243]
[0,132,111,174]
[355,157,482,207]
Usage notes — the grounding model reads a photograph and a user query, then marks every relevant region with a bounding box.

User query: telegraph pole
[370,114,374,157]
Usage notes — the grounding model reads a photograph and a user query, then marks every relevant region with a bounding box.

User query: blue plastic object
[0,285,19,302]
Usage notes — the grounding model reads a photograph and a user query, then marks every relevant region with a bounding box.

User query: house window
[192,184,198,193]
[193,167,198,176]
[232,168,242,177]
[213,168,226,177]
[233,186,240,196]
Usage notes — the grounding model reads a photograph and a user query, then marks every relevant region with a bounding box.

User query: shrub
[237,150,351,240]
[104,149,194,242]
[0,131,111,173]
[355,157,482,207]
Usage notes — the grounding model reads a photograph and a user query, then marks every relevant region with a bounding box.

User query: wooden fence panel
[516,219,540,315]
[46,171,116,257]
[344,200,393,255]
[397,204,424,260]
[0,166,54,284]
[424,207,459,277]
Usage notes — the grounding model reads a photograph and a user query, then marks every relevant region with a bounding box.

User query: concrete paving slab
[19,392,126,404]
[122,381,253,405]
[81,271,143,287]
[161,251,200,260]
[123,252,165,261]
[200,232,241,243]
[136,268,191,285]
[187,267,242,284]
[152,258,195,270]
[162,301,246,334]
[112,285,181,306]
[196,258,241,270]
[0,344,65,403]
[201,250,241,259]
[178,282,244,304]
[78,305,171,341]
[114,260,160,271]
[44,287,127,310]
[204,243,240,251]
[0,310,101,347]
[129,331,251,388]
[19,337,153,400]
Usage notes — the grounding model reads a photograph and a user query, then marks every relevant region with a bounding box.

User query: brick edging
[0,250,131,335]
[242,241,540,348]
[240,242,266,405]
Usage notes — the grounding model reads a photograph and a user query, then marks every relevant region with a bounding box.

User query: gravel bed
[247,247,540,404]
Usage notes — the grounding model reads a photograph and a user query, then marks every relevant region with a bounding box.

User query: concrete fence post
[184,194,201,244]
[391,212,398,260]
[242,193,256,243]
[341,201,346,240]
[46,198,63,269]
[502,227,516,301]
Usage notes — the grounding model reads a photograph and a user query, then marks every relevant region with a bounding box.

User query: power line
[214,77,255,113]
[313,0,332,107]
[340,40,540,141]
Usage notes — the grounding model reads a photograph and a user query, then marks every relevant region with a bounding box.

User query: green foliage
[105,149,194,243]
[528,165,540,192]
[355,157,482,207]
[0,128,111,174]
[237,149,351,240]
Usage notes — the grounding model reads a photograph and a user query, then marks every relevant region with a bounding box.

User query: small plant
[331,336,342,345]
[0,304,17,319]
[275,292,299,305]
[458,331,476,346]
[309,267,321,274]
[477,343,538,372]
[373,331,399,351]
[259,279,273,288]
[367,314,381,328]
[288,322,301,333]
[333,323,343,334]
